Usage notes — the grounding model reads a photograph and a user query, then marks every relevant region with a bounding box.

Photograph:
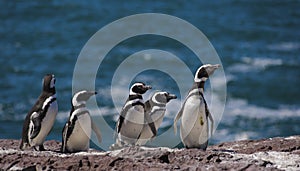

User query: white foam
[228,63,253,73]
[234,132,257,141]
[228,57,283,73]
[242,57,283,69]
[267,42,300,51]
[224,98,300,119]
[211,129,258,142]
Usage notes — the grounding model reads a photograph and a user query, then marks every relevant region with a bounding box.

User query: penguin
[173,64,220,150]
[136,91,177,146]
[61,90,102,153]
[110,82,152,150]
[20,74,58,151]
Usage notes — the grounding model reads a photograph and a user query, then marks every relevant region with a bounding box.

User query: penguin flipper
[173,106,184,135]
[116,105,128,134]
[62,114,77,153]
[200,92,214,137]
[116,115,124,134]
[112,118,120,140]
[174,96,189,135]
[144,112,157,137]
[61,122,68,152]
[91,120,102,144]
[30,112,42,139]
[144,100,151,114]
[208,111,214,137]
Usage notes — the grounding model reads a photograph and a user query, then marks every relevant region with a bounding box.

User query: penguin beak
[212,64,221,69]
[87,91,97,96]
[167,93,177,102]
[144,85,152,91]
[82,91,97,101]
[207,64,221,76]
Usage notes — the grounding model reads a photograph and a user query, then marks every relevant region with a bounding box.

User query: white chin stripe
[123,98,143,109]
[194,77,207,82]
[152,93,166,105]
[72,91,87,107]
[151,106,166,113]
[42,95,56,110]
[73,101,86,108]
[129,89,137,95]
[50,77,55,88]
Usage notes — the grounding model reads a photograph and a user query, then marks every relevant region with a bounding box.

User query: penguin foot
[185,145,207,151]
[33,146,38,151]
[109,143,123,151]
[19,142,30,150]
[39,145,45,151]
[32,145,46,151]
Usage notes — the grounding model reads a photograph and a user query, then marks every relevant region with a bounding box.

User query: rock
[0,136,300,170]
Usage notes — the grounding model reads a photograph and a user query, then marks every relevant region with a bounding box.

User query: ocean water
[0,1,299,150]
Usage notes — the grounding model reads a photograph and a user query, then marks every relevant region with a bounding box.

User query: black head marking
[130,82,152,95]
[194,64,220,82]
[152,92,177,104]
[166,93,177,102]
[155,93,168,103]
[197,68,209,80]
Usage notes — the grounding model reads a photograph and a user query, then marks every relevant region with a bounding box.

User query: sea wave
[212,129,258,142]
[224,98,300,119]
[242,57,283,69]
[228,57,283,73]
[169,94,300,129]
[3,92,299,125]
[267,42,300,51]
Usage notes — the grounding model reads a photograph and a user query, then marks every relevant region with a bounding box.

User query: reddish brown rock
[0,136,299,170]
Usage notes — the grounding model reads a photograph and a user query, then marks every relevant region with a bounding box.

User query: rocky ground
[0,136,300,170]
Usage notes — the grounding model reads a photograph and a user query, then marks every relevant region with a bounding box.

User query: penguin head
[194,64,220,82]
[72,90,97,108]
[152,91,177,104]
[129,82,152,95]
[43,74,56,93]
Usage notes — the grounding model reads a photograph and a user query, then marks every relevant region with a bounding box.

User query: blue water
[1,1,299,150]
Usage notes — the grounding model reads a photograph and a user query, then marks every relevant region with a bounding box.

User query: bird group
[20,64,220,153]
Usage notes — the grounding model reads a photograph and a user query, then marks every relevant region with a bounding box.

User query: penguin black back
[20,74,56,150]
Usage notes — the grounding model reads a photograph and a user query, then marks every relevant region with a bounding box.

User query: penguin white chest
[135,108,166,146]
[67,114,92,151]
[42,101,58,131]
[125,105,144,124]
[180,95,208,147]
[119,105,144,143]
[30,101,58,146]
[150,108,166,128]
